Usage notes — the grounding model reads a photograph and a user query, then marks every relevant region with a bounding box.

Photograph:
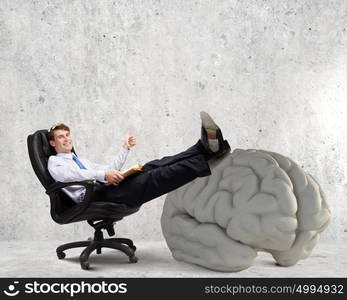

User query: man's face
[49,129,73,153]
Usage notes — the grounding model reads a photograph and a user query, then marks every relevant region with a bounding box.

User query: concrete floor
[1,241,346,277]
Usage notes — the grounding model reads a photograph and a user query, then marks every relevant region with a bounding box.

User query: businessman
[48,112,230,207]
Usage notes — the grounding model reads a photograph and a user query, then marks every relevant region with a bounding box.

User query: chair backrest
[27,130,56,190]
[27,130,76,218]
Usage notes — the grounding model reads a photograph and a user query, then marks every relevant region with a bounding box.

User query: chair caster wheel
[129,255,138,263]
[57,252,66,259]
[80,260,90,270]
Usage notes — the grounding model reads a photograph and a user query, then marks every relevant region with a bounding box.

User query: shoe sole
[200,111,219,130]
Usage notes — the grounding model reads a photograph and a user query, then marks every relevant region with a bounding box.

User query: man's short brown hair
[48,123,70,141]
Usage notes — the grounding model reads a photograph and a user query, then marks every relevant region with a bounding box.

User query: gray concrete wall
[0,0,346,242]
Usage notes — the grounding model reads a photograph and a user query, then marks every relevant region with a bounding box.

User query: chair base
[56,220,138,270]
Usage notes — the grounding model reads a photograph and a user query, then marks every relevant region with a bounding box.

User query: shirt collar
[56,152,74,159]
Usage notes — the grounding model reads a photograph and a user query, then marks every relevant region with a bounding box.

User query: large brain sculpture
[161,149,332,271]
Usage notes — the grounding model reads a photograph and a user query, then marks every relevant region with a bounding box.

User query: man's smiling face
[49,129,73,153]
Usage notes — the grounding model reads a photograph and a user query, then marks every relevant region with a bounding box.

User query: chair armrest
[46,180,100,222]
[45,180,97,196]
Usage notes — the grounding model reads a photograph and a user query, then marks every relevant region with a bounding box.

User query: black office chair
[27,130,140,270]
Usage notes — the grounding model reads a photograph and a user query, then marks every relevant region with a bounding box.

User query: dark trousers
[91,140,211,207]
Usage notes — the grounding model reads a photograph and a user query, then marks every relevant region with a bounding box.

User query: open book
[104,163,143,186]
[121,163,143,178]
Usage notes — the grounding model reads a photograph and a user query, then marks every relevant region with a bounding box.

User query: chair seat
[60,202,140,223]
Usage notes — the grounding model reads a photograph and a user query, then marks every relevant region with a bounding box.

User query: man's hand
[105,169,124,185]
[123,129,136,150]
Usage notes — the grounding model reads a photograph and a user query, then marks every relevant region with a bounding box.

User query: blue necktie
[72,155,106,184]
[72,155,87,169]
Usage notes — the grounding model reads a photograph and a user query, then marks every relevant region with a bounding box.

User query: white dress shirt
[48,148,129,203]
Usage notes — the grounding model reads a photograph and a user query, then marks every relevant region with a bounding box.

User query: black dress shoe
[200,126,226,154]
[212,140,231,158]
[200,133,231,159]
